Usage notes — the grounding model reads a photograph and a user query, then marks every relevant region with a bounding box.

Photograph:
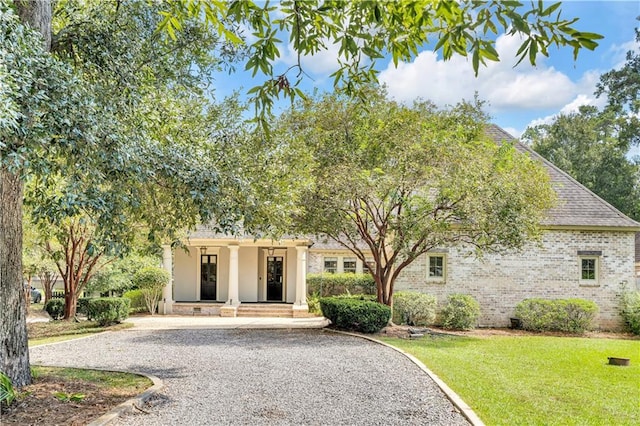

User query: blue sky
[213,1,639,147]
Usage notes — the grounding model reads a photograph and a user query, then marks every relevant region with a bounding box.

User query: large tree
[525,26,640,221]
[0,0,602,386]
[524,106,640,220]
[284,90,555,306]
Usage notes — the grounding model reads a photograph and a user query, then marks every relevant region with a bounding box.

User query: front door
[266,256,284,301]
[200,254,217,301]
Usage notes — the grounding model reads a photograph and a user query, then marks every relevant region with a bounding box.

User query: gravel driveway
[30,329,469,425]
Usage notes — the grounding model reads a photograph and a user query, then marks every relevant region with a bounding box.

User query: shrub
[133,267,169,315]
[440,294,480,330]
[44,299,65,320]
[306,292,322,315]
[307,273,375,297]
[393,291,437,326]
[319,297,390,333]
[515,298,598,333]
[1,371,16,408]
[123,289,147,313]
[87,298,130,326]
[77,298,93,318]
[621,291,640,335]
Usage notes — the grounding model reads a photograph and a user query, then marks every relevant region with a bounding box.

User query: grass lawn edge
[81,368,163,426]
[323,329,485,426]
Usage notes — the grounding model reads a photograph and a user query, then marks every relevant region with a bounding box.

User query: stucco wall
[307,230,636,330]
[238,247,258,302]
[174,247,197,301]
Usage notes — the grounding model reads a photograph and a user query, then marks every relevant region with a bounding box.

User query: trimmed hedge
[77,297,92,318]
[514,298,598,334]
[393,291,437,326]
[44,299,65,320]
[320,296,390,333]
[123,289,147,313]
[307,273,375,297]
[440,294,480,330]
[87,297,130,326]
[621,291,640,335]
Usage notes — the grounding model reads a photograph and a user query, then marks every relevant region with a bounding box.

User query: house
[636,232,640,286]
[159,125,639,330]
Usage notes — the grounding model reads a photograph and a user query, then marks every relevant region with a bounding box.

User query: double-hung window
[427,254,446,282]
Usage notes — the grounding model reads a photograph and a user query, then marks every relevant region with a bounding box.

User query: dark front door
[266,256,284,301]
[201,254,217,301]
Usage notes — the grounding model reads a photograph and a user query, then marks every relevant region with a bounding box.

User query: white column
[295,246,308,308]
[161,244,173,314]
[227,245,240,306]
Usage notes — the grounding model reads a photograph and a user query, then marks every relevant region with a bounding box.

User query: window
[323,257,338,274]
[364,258,375,273]
[580,256,599,284]
[427,254,446,282]
[343,258,357,273]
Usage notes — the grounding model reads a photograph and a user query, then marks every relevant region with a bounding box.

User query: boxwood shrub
[44,299,65,320]
[621,291,640,335]
[440,294,480,330]
[392,291,437,326]
[123,289,147,313]
[77,297,93,318]
[514,298,598,334]
[307,273,375,297]
[319,296,390,333]
[87,297,131,326]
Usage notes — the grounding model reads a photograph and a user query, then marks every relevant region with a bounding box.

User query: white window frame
[426,254,446,283]
[323,257,338,274]
[342,257,357,274]
[579,256,599,286]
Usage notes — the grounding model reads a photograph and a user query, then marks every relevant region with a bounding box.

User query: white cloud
[502,127,522,138]
[378,33,592,113]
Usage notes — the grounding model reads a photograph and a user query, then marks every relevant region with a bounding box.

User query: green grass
[382,335,640,425]
[28,320,133,347]
[32,366,151,390]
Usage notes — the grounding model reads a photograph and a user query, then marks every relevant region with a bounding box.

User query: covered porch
[159,238,310,317]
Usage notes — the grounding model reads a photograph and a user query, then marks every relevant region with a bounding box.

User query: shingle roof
[486,125,640,229]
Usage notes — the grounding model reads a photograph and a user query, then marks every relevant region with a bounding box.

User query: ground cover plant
[381,334,639,425]
[1,366,151,425]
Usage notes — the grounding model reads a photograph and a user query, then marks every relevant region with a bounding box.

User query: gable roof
[486,125,640,230]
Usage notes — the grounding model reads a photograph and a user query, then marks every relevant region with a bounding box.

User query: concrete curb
[325,329,485,426]
[85,369,163,426]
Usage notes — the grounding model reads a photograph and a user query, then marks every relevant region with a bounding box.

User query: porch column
[221,244,240,317]
[161,244,173,314]
[293,245,309,317]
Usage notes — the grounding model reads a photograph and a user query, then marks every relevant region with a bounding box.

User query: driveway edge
[325,329,485,426]
[83,369,163,426]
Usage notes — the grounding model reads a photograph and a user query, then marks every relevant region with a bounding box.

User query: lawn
[28,320,133,346]
[382,334,640,425]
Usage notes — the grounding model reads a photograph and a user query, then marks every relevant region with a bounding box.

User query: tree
[162,0,603,127]
[86,255,160,297]
[596,20,640,116]
[133,267,170,315]
[284,90,555,306]
[0,0,603,387]
[524,106,640,220]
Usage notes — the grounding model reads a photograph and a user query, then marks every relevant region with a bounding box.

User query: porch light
[267,247,275,256]
[200,246,207,254]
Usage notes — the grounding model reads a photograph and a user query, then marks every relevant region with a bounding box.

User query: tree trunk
[1,0,53,387]
[0,169,30,386]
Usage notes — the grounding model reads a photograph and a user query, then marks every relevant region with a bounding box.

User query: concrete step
[237,304,293,318]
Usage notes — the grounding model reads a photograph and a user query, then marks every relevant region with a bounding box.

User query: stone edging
[324,329,485,426]
[82,369,163,426]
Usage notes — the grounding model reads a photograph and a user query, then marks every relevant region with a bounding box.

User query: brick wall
[308,230,636,330]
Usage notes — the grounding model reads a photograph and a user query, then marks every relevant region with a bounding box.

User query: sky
[212,1,639,151]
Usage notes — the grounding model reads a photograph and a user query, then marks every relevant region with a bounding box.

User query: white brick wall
[308,230,637,330]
